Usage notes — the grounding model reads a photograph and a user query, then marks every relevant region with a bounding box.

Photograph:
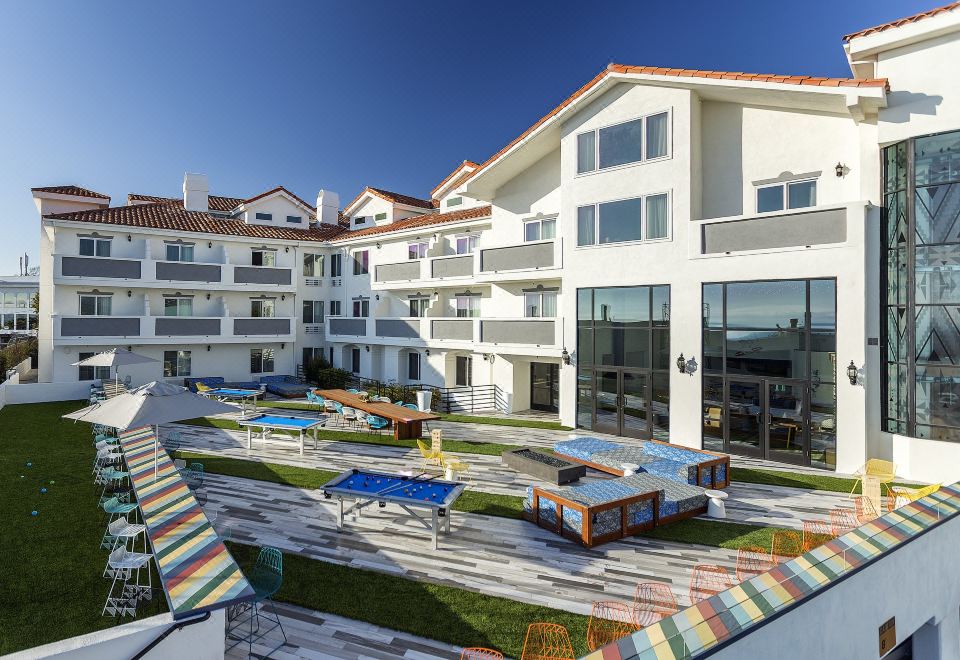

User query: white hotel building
[33,5,960,483]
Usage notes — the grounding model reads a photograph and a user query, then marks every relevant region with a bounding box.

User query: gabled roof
[128,193,245,213]
[242,186,316,212]
[430,160,480,197]
[31,185,110,201]
[342,186,434,216]
[331,205,491,242]
[45,201,345,243]
[842,1,960,41]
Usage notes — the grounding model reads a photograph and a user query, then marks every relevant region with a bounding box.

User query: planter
[502,448,586,485]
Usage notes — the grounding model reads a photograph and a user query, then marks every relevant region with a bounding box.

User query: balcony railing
[54,315,295,341]
[54,255,295,289]
[479,240,556,273]
[326,315,559,348]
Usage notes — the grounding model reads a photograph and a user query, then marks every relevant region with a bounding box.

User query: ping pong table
[237,413,326,455]
[201,387,263,414]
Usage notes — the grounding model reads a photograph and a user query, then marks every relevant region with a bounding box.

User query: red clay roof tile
[31,185,110,200]
[127,193,245,213]
[331,205,491,242]
[342,186,435,215]
[430,160,480,196]
[843,2,960,41]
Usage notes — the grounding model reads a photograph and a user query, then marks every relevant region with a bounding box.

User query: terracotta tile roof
[430,160,480,196]
[243,186,316,212]
[127,193,245,213]
[31,185,110,200]
[331,205,491,242]
[343,186,435,215]
[45,202,345,242]
[469,63,888,182]
[843,2,960,41]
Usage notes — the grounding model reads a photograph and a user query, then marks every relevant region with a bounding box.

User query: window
[455,356,472,386]
[409,297,429,317]
[374,212,387,221]
[78,352,111,381]
[163,297,193,317]
[250,298,276,318]
[286,215,302,224]
[255,212,273,221]
[303,300,324,324]
[163,350,191,377]
[408,352,421,380]
[446,197,463,207]
[303,253,324,277]
[250,348,275,374]
[329,300,342,316]
[352,299,369,317]
[576,111,671,174]
[78,293,111,316]
[524,218,556,242]
[353,250,368,275]
[164,243,194,262]
[408,242,428,260]
[455,295,479,318]
[354,216,368,225]
[525,291,557,318]
[756,179,818,213]
[252,249,276,267]
[455,235,478,254]
[577,193,670,246]
[79,236,111,257]
[350,348,361,374]
[330,253,342,277]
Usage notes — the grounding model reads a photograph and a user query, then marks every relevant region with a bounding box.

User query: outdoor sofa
[183,377,260,392]
[258,375,310,398]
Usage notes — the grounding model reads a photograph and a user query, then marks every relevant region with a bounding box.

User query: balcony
[476,239,562,282]
[53,315,295,343]
[480,318,556,347]
[327,317,368,337]
[431,254,473,278]
[61,256,141,280]
[431,318,474,341]
[232,265,292,286]
[155,261,221,283]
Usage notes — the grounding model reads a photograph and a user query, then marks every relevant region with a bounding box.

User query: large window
[251,298,275,318]
[456,235,478,254]
[303,253,324,277]
[78,352,111,381]
[524,218,556,242]
[250,348,275,374]
[577,193,670,246]
[353,250,369,275]
[524,290,557,318]
[352,299,369,318]
[79,236,111,257]
[252,249,276,267]
[329,300,342,316]
[455,295,479,318]
[576,111,670,174]
[163,297,193,317]
[165,242,194,262]
[408,242,428,260]
[330,253,342,277]
[303,300,324,324]
[79,293,111,316]
[409,297,429,318]
[756,179,818,213]
[163,350,191,377]
[883,130,960,442]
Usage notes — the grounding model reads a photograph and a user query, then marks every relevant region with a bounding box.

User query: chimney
[317,190,340,226]
[183,173,209,211]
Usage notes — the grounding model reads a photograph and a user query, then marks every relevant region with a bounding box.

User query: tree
[30,291,39,315]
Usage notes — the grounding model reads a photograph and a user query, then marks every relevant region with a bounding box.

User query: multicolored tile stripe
[583,482,960,659]
[118,426,254,619]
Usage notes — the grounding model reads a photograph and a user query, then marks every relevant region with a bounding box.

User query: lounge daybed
[553,437,729,489]
[258,375,310,398]
[183,377,260,393]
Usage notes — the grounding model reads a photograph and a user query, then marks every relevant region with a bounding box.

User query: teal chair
[234,546,287,656]
[366,415,390,435]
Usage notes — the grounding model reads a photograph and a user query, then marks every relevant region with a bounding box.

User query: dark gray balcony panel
[233,318,291,335]
[431,319,473,341]
[701,207,847,254]
[329,318,367,336]
[62,257,141,279]
[61,317,140,337]
[156,261,222,283]
[431,255,473,278]
[155,317,221,336]
[480,242,553,272]
[375,261,421,282]
[481,320,554,345]
[375,319,421,338]
[233,266,292,286]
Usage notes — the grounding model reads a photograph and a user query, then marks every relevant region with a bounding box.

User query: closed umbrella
[64,381,236,479]
[72,348,158,390]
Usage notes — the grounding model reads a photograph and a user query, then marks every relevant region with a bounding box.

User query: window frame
[409,297,430,318]
[79,236,112,257]
[455,295,480,318]
[164,242,194,263]
[329,300,342,316]
[353,250,369,275]
[163,349,192,377]
[303,253,324,277]
[78,293,112,316]
[455,355,473,386]
[251,248,277,267]
[330,253,342,277]
[350,347,361,374]
[523,217,557,242]
[250,348,275,374]
[374,212,387,222]
[163,296,193,317]
[524,291,558,318]
[303,300,324,324]
[576,190,672,248]
[78,352,111,381]
[407,352,421,380]
[286,215,302,224]
[250,298,276,318]
[446,196,463,208]
[455,234,478,255]
[754,177,819,214]
[352,298,369,318]
[575,109,673,176]
[407,242,428,260]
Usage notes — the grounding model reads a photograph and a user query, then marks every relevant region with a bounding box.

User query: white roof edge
[331,213,493,246]
[845,7,960,60]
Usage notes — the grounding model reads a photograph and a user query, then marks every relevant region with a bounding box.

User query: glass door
[594,370,620,435]
[726,380,763,456]
[766,380,808,464]
[530,363,559,412]
[620,370,649,438]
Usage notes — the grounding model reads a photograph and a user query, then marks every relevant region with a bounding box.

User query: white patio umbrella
[64,380,236,480]
[72,348,158,390]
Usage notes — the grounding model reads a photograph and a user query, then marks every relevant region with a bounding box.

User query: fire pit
[501,448,586,485]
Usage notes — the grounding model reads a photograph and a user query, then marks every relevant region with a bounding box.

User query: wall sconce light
[281,294,285,301]
[208,242,212,248]
[206,345,211,351]
[835,162,846,178]
[561,347,571,365]
[376,242,382,249]
[127,290,132,297]
[375,294,380,301]
[425,349,430,356]
[206,293,210,300]
[127,235,132,242]
[676,353,687,374]
[281,343,285,349]
[847,360,858,385]
[365,345,370,352]
[284,247,289,253]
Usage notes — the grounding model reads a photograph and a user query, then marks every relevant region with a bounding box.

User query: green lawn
[0,401,165,655]
[731,467,917,494]
[228,541,588,657]
[643,518,788,551]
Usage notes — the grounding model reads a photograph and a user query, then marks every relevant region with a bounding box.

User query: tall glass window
[883,129,960,442]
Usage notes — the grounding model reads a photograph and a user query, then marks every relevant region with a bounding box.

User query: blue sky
[0,0,932,272]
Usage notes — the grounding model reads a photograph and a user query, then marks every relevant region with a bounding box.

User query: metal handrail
[129,611,211,660]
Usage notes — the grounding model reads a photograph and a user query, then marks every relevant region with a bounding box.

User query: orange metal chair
[586,601,640,651]
[802,519,835,552]
[829,507,859,537]
[770,530,803,562]
[735,546,775,583]
[633,582,679,628]
[688,564,734,604]
[460,648,504,660]
[520,623,576,660]
[854,495,879,524]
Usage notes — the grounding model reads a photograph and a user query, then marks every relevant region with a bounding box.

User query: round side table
[621,463,641,476]
[704,489,729,519]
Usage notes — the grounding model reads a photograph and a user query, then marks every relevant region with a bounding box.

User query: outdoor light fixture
[847,360,858,385]
[835,162,845,177]
[206,293,210,300]
[127,235,132,242]
[285,247,289,253]
[561,347,571,365]
[127,290,132,297]
[676,353,687,374]
[376,242,382,249]
[208,242,212,248]
[281,343,285,349]
[365,345,370,352]
[375,294,380,300]
[206,345,211,351]
[425,349,430,356]
[281,294,285,300]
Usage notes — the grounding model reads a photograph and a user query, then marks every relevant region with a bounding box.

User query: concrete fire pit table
[501,448,586,485]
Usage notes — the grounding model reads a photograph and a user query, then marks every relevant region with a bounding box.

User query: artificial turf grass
[731,467,918,494]
[641,518,787,550]
[0,400,167,655]
[179,416,520,456]
[172,450,526,519]
[227,541,590,658]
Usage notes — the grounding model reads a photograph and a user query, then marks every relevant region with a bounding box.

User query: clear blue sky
[0,0,931,273]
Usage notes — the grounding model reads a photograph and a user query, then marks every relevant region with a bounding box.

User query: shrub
[303,355,332,384]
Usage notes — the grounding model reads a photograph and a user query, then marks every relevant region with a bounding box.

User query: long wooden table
[316,389,439,440]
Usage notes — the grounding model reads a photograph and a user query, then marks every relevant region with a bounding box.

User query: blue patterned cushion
[553,437,621,461]
[524,485,656,539]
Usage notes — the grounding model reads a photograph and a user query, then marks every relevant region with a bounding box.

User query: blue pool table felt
[328,470,461,505]
[207,388,261,397]
[239,414,323,429]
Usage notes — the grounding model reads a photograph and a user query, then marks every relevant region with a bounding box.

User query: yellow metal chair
[416,439,443,473]
[441,454,470,482]
[195,382,213,393]
[849,459,897,497]
[889,483,941,510]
